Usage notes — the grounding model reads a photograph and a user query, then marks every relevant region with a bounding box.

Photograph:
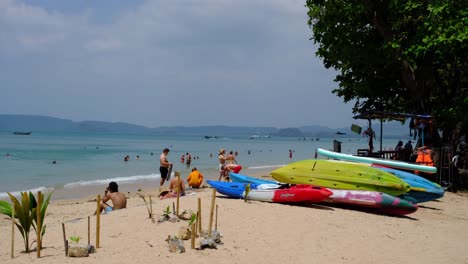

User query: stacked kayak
[206,180,332,203]
[373,166,444,203]
[229,173,418,215]
[316,148,437,174]
[270,160,411,196]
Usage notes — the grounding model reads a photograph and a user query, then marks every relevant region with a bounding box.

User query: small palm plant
[69,235,81,244]
[162,205,171,217]
[0,191,52,253]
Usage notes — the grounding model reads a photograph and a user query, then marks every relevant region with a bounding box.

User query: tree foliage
[306,0,468,144]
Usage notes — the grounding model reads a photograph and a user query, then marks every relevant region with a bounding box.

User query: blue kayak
[373,166,444,203]
[229,172,277,185]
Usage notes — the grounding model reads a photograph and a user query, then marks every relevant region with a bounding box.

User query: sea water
[0,131,399,200]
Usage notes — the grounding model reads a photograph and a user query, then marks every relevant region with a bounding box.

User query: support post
[197,198,202,233]
[36,191,42,258]
[62,223,68,257]
[208,188,216,236]
[88,216,90,245]
[176,172,180,216]
[11,206,15,259]
[96,195,101,248]
[191,223,196,249]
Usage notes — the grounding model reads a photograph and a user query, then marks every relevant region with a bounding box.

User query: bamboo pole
[36,191,42,258]
[215,204,218,231]
[88,216,90,245]
[197,198,202,233]
[11,205,14,259]
[176,172,180,216]
[96,195,101,248]
[149,195,153,218]
[191,223,196,249]
[208,188,216,236]
[62,223,68,256]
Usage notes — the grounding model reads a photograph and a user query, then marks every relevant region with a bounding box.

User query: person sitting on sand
[160,176,186,199]
[99,181,127,214]
[187,167,204,188]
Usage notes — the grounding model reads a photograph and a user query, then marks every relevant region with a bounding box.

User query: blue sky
[0,0,360,129]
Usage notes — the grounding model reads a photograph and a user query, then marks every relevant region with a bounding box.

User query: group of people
[98,147,243,214]
[218,148,242,181]
[393,140,414,161]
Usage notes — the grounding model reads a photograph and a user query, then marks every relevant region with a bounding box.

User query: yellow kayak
[271,159,410,196]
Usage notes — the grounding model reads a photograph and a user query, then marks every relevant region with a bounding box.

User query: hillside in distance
[0,114,409,138]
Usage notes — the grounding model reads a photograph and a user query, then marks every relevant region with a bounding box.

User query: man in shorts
[160,148,173,186]
[98,181,127,214]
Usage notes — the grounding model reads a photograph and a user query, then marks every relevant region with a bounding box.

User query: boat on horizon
[13,131,32,135]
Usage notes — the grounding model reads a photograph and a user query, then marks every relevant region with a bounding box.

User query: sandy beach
[1,171,468,264]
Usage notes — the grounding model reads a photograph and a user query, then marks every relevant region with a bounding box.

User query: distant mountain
[0,114,410,138]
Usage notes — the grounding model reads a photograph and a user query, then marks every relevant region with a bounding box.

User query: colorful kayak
[206,180,332,203]
[270,160,411,196]
[325,189,419,215]
[373,167,444,203]
[229,172,277,185]
[229,173,418,215]
[316,148,437,174]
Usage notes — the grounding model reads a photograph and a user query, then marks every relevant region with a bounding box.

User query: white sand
[1,178,468,264]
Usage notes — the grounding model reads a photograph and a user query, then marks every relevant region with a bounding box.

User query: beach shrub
[0,192,52,253]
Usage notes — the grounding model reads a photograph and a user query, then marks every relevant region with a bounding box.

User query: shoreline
[0,167,278,201]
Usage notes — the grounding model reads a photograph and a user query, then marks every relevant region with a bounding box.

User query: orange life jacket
[415,148,434,167]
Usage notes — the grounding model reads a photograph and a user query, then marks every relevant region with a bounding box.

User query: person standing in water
[159,148,172,186]
[218,149,227,180]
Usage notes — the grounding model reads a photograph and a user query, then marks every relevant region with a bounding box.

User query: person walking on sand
[98,181,127,214]
[159,148,173,186]
[187,167,204,188]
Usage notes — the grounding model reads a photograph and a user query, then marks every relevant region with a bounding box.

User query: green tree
[306,0,468,145]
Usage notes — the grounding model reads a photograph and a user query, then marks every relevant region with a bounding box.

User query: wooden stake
[149,195,153,218]
[176,172,180,216]
[96,195,101,248]
[208,188,216,237]
[172,202,175,216]
[88,216,90,245]
[197,198,202,233]
[215,204,218,231]
[62,223,68,257]
[191,223,196,249]
[36,191,42,258]
[11,205,14,259]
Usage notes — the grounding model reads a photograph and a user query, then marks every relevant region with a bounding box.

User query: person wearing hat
[98,181,127,214]
[218,149,227,180]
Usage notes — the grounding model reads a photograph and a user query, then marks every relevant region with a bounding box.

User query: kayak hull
[270,159,410,196]
[206,180,332,203]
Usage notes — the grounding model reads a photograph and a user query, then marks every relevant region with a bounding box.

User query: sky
[0,0,360,129]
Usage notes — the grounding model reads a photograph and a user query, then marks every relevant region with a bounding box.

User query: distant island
[0,114,409,138]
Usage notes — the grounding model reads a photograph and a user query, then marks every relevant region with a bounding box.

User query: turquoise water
[0,131,401,199]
